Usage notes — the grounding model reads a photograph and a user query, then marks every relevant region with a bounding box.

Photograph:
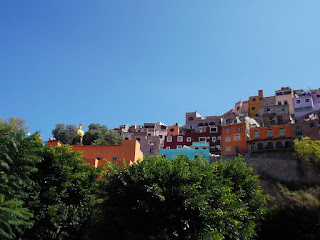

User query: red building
[164,126,221,155]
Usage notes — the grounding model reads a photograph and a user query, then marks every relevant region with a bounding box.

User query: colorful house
[247,125,292,151]
[293,91,320,118]
[159,142,211,161]
[221,122,248,155]
[46,140,143,168]
[248,90,264,119]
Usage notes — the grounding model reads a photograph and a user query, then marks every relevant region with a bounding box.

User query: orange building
[167,124,179,136]
[248,125,292,151]
[221,122,248,155]
[46,140,143,168]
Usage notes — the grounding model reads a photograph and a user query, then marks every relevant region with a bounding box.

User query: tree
[0,117,29,133]
[0,127,43,239]
[293,137,320,167]
[83,123,122,145]
[98,155,267,240]
[52,123,79,145]
[22,145,102,240]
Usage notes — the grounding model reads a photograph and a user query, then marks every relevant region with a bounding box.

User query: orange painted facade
[46,140,143,169]
[249,125,292,140]
[46,140,63,147]
[248,90,264,118]
[167,125,179,135]
[221,122,248,155]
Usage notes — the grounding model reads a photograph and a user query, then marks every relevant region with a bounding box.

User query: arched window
[296,126,302,134]
[285,141,292,148]
[258,143,264,150]
[266,142,274,149]
[276,141,283,148]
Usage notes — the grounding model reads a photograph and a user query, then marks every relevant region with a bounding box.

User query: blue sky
[1,1,320,140]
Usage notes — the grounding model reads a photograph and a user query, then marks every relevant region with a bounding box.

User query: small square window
[253,98,256,101]
[199,137,206,142]
[279,128,285,137]
[186,137,192,142]
[212,136,217,142]
[252,107,255,110]
[225,146,231,152]
[167,136,172,142]
[150,148,154,154]
[254,130,260,139]
[112,157,119,161]
[310,122,315,128]
[237,126,243,132]
[210,127,217,133]
[278,101,282,105]
[218,136,221,140]
[177,136,183,142]
[284,100,288,105]
[225,137,231,142]
[234,134,240,141]
[177,145,182,149]
[267,129,273,137]
[225,128,230,134]
[305,98,310,103]
[296,99,301,104]
[159,135,163,139]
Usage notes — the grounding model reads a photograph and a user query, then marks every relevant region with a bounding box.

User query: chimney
[258,90,263,97]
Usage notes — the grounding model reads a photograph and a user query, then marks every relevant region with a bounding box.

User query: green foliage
[258,186,320,240]
[98,155,267,240]
[82,123,122,145]
[293,136,320,166]
[22,145,102,240]
[0,117,29,133]
[52,123,79,145]
[0,127,43,239]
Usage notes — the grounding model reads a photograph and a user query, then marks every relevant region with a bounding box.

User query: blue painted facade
[159,142,210,161]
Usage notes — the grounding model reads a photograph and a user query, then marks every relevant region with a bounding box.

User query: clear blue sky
[1,1,320,140]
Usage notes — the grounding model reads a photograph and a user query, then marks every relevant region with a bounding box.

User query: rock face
[222,149,320,205]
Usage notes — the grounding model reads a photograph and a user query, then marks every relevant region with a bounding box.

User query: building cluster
[46,87,320,166]
[115,87,320,161]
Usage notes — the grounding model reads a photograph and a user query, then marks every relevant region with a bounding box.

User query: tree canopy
[98,155,268,240]
[52,123,122,145]
[294,136,320,167]
[82,123,122,145]
[0,128,43,239]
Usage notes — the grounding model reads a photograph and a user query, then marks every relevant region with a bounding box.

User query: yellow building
[248,90,264,118]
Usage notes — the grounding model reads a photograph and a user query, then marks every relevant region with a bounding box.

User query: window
[225,146,231,152]
[296,126,302,134]
[284,100,288,105]
[149,141,155,145]
[194,147,199,150]
[253,98,256,101]
[210,127,217,133]
[225,137,231,142]
[237,126,243,132]
[186,137,192,142]
[166,147,170,149]
[148,133,151,136]
[150,148,154,154]
[112,157,119,161]
[265,101,268,105]
[170,128,174,132]
[234,134,240,141]
[235,145,239,153]
[251,107,255,110]
[188,117,194,121]
[209,122,215,126]
[267,129,273,137]
[136,137,140,142]
[202,147,207,150]
[237,106,240,110]
[310,122,315,128]
[305,98,310,103]
[96,157,102,161]
[177,145,182,149]
[271,100,275,104]
[167,136,172,142]
[177,136,183,142]
[265,108,270,112]
[218,136,221,140]
[159,135,163,139]
[276,92,283,96]
[284,91,292,95]
[198,123,204,127]
[259,97,263,100]
[205,123,208,126]
[296,99,301,104]
[279,128,285,137]
[278,101,282,105]
[254,130,260,139]
[216,145,221,150]
[199,137,206,142]
[225,128,230,134]
[125,137,129,140]
[212,136,217,142]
